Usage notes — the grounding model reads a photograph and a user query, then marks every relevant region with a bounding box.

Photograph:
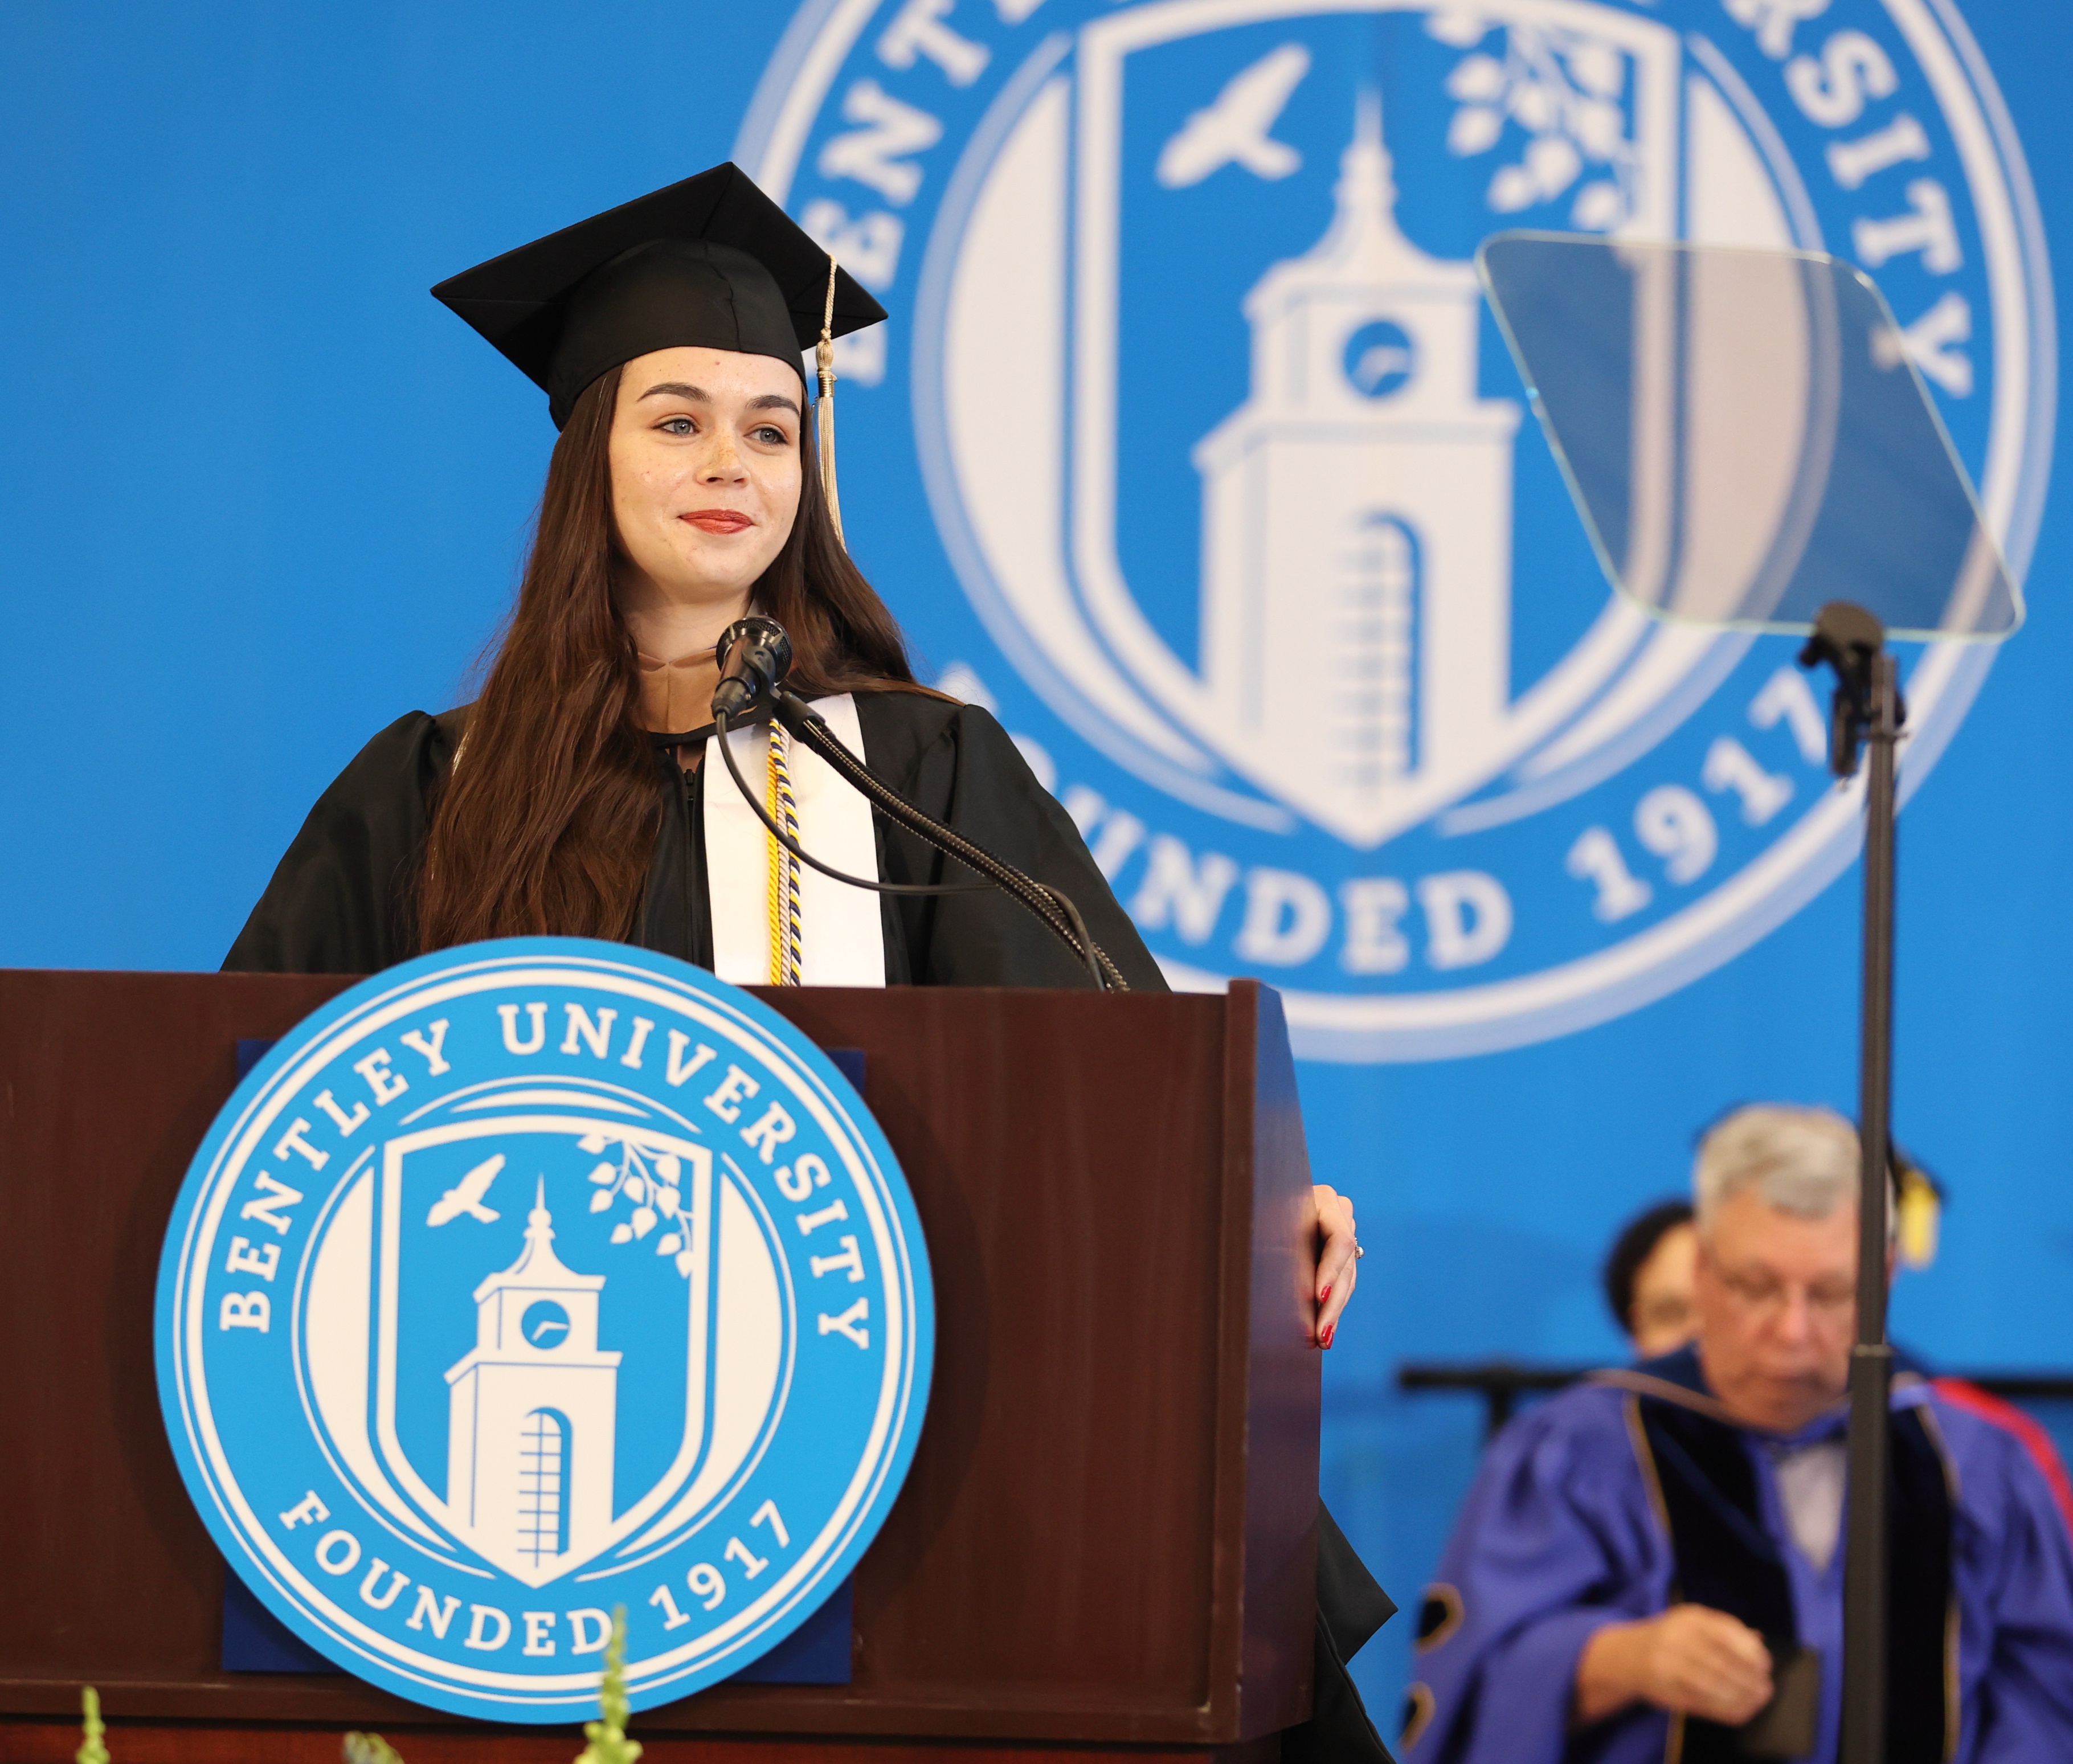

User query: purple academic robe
[1402,1368,2073,1764]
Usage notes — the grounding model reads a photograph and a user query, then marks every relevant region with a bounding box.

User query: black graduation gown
[222,687,1395,1755]
[224,692,1164,988]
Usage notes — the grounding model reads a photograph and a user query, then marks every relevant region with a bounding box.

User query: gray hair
[1693,1104,1862,1229]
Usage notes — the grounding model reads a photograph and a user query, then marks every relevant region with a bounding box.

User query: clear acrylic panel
[1475,233,2020,640]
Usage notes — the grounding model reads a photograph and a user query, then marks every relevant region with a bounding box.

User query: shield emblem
[922,0,1810,847]
[299,1078,790,1588]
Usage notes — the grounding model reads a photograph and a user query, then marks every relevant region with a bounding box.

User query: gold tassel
[1897,1164,1941,1270]
[816,251,844,546]
[764,723,802,986]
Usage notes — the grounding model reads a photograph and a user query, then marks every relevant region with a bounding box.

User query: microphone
[711,617,795,721]
[704,617,1125,990]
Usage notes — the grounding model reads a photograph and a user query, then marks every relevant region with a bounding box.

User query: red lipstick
[681,509,754,534]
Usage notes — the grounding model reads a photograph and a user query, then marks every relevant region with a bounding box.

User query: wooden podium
[0,972,1320,1763]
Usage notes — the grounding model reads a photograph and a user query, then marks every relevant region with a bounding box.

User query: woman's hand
[1313,1183,1359,1348]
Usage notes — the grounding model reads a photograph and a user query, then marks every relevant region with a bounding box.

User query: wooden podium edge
[1209,982,1323,1743]
[0,1717,1282,1764]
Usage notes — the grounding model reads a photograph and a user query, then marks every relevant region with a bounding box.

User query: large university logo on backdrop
[156,940,932,1720]
[742,0,2051,1058]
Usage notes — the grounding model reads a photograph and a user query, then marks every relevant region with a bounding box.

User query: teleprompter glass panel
[1476,233,2019,640]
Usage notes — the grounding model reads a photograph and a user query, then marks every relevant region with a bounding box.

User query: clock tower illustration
[445,1180,622,1567]
[1194,94,1521,846]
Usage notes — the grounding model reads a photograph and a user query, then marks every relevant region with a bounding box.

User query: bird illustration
[1156,43,1310,189]
[426,1154,505,1226]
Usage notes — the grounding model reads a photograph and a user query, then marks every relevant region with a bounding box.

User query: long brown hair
[414,363,922,951]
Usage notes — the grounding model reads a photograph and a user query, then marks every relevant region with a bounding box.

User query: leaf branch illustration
[1430,13,1637,231]
[580,1134,694,1276]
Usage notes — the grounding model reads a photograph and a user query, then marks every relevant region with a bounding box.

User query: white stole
[700,693,887,988]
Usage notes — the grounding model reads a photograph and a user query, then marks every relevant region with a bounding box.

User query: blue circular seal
[739,0,2052,1061]
[155,938,933,1721]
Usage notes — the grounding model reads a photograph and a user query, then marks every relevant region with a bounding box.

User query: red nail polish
[1321,1324,1335,1349]
[1319,1285,1331,1304]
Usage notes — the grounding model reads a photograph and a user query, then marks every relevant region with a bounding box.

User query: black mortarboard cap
[431,163,887,428]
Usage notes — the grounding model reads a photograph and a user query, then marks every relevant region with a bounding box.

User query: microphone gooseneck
[711,617,795,722]
[704,621,1123,991]
[772,697,1123,992]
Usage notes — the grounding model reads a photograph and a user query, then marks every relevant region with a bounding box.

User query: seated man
[1403,1105,2073,1763]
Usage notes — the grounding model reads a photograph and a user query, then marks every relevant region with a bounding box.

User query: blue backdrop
[3,0,2067,1723]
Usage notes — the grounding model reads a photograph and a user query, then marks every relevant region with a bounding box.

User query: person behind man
[1402,1104,2073,1763]
[1603,1198,1699,1358]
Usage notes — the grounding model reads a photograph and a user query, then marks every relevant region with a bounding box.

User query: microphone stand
[708,692,1126,992]
[1798,601,1903,1764]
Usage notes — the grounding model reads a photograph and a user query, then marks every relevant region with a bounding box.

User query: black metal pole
[1838,641,1900,1764]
